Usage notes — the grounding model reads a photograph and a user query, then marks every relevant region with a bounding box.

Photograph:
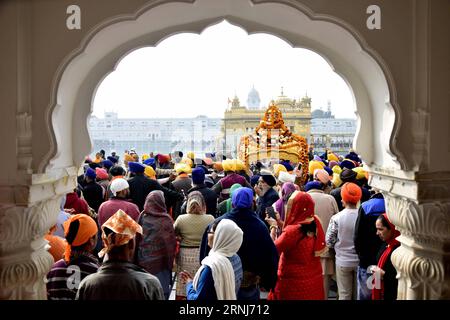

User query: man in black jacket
[127,162,183,211]
[81,168,104,213]
[354,191,385,300]
[183,167,218,217]
[255,171,280,226]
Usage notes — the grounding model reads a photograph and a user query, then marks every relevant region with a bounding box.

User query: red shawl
[372,213,400,300]
[284,191,326,256]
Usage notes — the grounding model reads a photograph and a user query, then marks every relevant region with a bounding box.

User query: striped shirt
[46,251,99,300]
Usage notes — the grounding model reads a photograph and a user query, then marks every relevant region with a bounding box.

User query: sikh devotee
[76,210,164,300]
[47,214,99,300]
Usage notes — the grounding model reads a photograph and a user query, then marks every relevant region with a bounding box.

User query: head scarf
[372,213,401,300]
[63,214,98,262]
[193,219,243,300]
[110,178,129,197]
[98,209,143,258]
[231,187,253,209]
[284,191,315,226]
[341,182,362,204]
[186,191,206,215]
[143,190,167,217]
[283,191,326,256]
[225,183,242,213]
[274,182,297,222]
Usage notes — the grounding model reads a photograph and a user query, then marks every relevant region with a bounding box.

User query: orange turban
[213,162,223,172]
[341,182,362,205]
[99,209,143,258]
[63,214,98,262]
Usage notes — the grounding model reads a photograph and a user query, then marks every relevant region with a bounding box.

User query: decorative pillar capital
[367,168,450,300]
[0,167,78,299]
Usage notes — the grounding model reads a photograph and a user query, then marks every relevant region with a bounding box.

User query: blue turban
[250,174,261,187]
[341,159,356,170]
[85,168,96,179]
[232,187,254,209]
[345,152,362,163]
[305,181,323,192]
[128,161,145,174]
[323,166,333,177]
[107,156,118,164]
[143,158,156,170]
[280,160,294,172]
[192,167,205,185]
[102,160,114,170]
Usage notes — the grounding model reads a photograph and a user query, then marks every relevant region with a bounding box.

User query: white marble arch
[42,0,404,175]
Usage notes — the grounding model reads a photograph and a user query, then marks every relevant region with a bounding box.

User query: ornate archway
[4,0,447,300]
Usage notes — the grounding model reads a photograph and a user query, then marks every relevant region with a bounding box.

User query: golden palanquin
[239,102,309,183]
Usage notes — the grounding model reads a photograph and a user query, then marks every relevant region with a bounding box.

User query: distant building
[88,112,222,156]
[310,101,357,155]
[222,87,312,157]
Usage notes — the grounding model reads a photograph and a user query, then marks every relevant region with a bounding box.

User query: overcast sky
[93,21,356,119]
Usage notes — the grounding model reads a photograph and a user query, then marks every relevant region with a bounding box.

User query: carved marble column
[370,170,450,300]
[0,168,78,299]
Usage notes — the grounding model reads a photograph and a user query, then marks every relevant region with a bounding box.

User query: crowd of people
[45,147,401,301]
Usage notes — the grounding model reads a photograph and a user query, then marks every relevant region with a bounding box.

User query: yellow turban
[187,152,195,160]
[235,159,246,171]
[353,167,367,180]
[332,165,343,175]
[327,152,339,162]
[175,163,192,174]
[273,164,287,178]
[332,173,343,188]
[144,166,156,179]
[180,157,193,168]
[222,159,236,172]
[308,160,325,175]
[141,154,150,161]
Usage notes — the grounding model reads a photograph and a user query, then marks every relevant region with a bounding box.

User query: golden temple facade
[221,88,312,156]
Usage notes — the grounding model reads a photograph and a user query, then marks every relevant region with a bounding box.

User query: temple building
[222,87,312,157]
[310,101,357,155]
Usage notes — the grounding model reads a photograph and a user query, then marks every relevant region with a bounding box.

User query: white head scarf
[192,219,243,300]
[110,178,129,197]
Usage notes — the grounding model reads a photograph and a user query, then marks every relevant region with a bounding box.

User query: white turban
[110,178,129,197]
